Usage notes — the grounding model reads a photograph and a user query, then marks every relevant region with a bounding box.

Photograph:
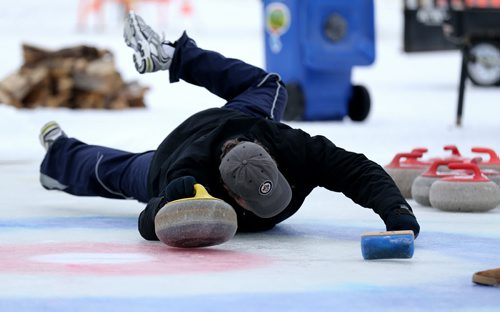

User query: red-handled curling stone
[403,148,431,165]
[411,159,464,207]
[411,148,429,154]
[429,163,500,212]
[443,145,462,158]
[483,169,500,186]
[385,152,429,198]
[404,145,467,169]
[472,147,500,171]
[439,145,470,171]
[468,157,500,186]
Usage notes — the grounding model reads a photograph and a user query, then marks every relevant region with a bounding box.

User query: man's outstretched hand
[384,205,420,238]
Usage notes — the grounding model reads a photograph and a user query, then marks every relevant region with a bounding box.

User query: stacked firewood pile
[0,44,148,109]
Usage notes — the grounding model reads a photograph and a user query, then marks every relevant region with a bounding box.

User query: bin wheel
[348,85,371,122]
[467,40,500,87]
[283,83,305,121]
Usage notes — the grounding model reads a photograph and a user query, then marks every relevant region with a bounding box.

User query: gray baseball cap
[219,141,292,218]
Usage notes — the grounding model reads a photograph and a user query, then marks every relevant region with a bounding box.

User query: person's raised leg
[123,13,287,121]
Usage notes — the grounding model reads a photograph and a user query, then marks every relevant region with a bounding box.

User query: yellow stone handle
[166,183,218,204]
[192,183,214,199]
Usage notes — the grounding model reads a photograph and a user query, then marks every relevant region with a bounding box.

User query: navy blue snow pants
[40,33,287,203]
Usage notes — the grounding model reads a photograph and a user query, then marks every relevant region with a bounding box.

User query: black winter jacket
[140,107,411,239]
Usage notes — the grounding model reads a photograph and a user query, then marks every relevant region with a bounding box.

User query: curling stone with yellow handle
[155,184,237,248]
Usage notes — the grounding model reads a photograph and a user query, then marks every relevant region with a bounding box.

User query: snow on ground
[0,0,499,311]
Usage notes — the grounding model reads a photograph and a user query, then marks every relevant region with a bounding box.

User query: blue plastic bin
[263,0,376,121]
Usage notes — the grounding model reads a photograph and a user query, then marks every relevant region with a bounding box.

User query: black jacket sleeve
[304,134,412,222]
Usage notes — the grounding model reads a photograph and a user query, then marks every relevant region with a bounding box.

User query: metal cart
[403,0,500,126]
[443,1,500,125]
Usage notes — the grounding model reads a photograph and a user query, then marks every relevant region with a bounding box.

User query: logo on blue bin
[265,2,291,53]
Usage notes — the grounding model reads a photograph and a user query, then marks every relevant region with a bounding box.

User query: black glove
[384,205,420,238]
[164,176,197,202]
[138,196,166,241]
[138,176,197,241]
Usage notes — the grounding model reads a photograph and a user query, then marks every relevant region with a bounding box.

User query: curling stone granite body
[385,152,429,199]
[155,199,237,248]
[429,164,500,212]
[155,185,237,248]
[386,167,427,199]
[484,171,500,186]
[480,164,500,171]
[411,160,465,207]
[412,176,439,207]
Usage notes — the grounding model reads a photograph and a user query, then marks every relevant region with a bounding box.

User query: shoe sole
[40,121,59,139]
[127,11,155,72]
[123,12,138,48]
[39,121,61,149]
